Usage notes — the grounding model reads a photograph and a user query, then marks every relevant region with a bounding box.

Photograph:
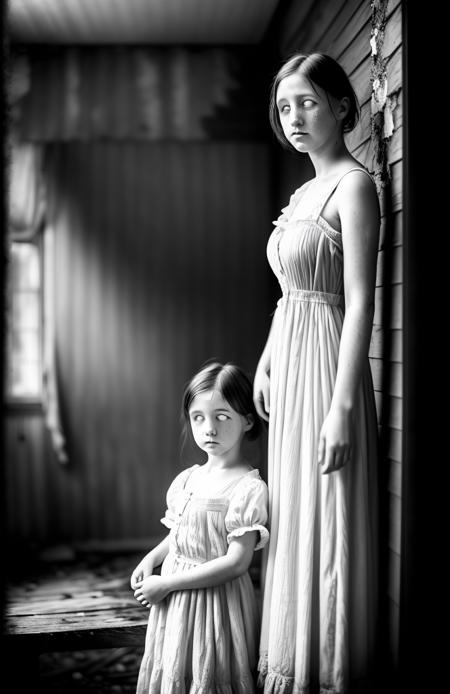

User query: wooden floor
[2,546,262,689]
[3,552,149,654]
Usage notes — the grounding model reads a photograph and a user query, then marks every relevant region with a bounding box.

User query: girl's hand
[134,575,170,607]
[318,407,352,475]
[130,555,155,590]
[253,366,270,422]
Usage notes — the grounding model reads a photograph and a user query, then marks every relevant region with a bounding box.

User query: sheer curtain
[8,140,69,464]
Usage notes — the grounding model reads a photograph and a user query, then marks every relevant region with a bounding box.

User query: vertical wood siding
[272,0,403,669]
[5,140,272,542]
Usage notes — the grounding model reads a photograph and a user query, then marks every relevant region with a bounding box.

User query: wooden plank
[329,2,372,63]
[389,492,402,554]
[386,46,402,96]
[281,0,346,54]
[387,0,402,17]
[389,459,402,497]
[374,392,403,430]
[323,0,370,56]
[379,210,403,249]
[283,0,401,60]
[338,25,372,77]
[348,50,402,114]
[374,284,403,330]
[369,358,402,397]
[369,327,403,362]
[349,118,402,171]
[348,134,370,164]
[388,427,402,463]
[349,55,372,106]
[4,618,147,652]
[7,594,137,617]
[7,575,130,601]
[4,606,148,634]
[388,547,401,604]
[384,4,402,60]
[386,123,402,165]
[376,246,403,286]
[389,397,403,431]
[4,563,148,652]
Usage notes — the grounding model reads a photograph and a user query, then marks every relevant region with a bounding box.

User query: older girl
[254,53,380,693]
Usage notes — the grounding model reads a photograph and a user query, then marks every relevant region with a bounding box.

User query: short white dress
[136,465,269,694]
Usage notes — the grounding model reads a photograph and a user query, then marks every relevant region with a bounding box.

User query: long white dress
[258,169,379,694]
[136,465,269,694]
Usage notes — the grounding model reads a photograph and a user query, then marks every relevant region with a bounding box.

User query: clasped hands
[131,558,170,608]
[133,575,170,608]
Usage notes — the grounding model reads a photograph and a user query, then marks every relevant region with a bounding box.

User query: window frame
[4,228,45,410]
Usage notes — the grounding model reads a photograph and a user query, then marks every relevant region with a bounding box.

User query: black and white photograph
[1,1,436,693]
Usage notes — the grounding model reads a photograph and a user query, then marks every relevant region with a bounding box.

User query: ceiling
[8,0,283,45]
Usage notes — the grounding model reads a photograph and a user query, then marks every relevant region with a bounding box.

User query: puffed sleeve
[225,476,269,551]
[160,466,196,529]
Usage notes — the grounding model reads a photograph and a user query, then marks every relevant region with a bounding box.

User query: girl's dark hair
[181,360,262,442]
[269,52,360,150]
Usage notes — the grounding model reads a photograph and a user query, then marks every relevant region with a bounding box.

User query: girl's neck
[205,453,250,472]
[188,458,253,496]
[309,138,354,179]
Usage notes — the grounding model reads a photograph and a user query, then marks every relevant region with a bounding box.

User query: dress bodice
[267,168,372,300]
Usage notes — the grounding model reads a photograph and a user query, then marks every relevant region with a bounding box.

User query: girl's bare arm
[130,534,171,589]
[318,172,380,474]
[134,531,258,604]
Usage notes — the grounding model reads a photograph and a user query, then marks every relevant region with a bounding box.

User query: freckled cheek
[307,112,321,129]
[218,423,234,439]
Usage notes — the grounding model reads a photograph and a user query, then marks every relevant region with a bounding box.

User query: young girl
[253,53,380,692]
[131,361,269,693]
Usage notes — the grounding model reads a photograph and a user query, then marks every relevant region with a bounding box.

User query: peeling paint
[383,94,398,139]
[370,28,379,56]
[370,0,392,189]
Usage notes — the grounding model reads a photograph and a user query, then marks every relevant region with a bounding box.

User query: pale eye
[191,414,203,423]
[278,104,290,115]
[303,99,315,109]
[217,414,228,422]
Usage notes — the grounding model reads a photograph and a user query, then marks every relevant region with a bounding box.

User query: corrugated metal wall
[270,0,403,669]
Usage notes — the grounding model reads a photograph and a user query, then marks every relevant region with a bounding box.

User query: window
[5,237,43,402]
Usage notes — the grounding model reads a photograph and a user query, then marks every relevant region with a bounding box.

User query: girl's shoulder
[229,469,268,503]
[167,464,199,496]
[334,167,380,215]
[338,165,374,185]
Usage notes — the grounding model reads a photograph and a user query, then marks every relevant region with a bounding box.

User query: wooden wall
[5,46,274,546]
[5,140,272,543]
[269,0,403,671]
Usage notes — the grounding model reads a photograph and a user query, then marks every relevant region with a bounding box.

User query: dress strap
[315,167,374,222]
